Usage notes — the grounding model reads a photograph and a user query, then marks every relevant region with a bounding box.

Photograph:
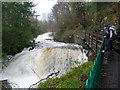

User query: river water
[0,32,88,88]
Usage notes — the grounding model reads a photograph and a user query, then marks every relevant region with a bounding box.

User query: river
[0,32,88,88]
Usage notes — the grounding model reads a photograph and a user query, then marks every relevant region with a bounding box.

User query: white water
[1,32,88,88]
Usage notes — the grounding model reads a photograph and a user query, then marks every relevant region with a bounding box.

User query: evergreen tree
[2,2,40,55]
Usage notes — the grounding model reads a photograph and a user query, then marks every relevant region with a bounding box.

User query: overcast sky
[32,0,57,20]
[31,0,95,20]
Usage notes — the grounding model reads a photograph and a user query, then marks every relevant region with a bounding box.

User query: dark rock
[29,46,34,51]
[0,79,12,88]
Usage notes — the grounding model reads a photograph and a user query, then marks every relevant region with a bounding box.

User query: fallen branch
[29,71,60,88]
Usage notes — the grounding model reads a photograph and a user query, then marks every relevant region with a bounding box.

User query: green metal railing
[85,38,105,88]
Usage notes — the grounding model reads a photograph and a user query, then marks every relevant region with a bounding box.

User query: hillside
[51,2,119,45]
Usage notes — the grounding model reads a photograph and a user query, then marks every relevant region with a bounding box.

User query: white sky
[32,0,57,20]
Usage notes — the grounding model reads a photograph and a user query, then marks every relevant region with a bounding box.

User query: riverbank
[1,32,88,88]
[38,61,93,88]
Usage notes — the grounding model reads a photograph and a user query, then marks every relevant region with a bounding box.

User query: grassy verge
[38,61,93,88]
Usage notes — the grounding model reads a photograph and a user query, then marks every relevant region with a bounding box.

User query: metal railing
[85,38,105,88]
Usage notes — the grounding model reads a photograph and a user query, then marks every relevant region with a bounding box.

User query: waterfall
[1,32,88,88]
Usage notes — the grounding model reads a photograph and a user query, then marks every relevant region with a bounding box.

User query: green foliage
[57,79,80,88]
[38,61,93,88]
[2,2,40,55]
[52,2,85,42]
[86,2,118,33]
[51,2,118,43]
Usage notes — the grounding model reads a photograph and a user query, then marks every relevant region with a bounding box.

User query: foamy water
[1,32,88,88]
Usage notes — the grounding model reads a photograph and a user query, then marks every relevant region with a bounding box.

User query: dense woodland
[47,2,119,43]
[2,2,42,55]
[2,2,120,66]
[2,2,42,65]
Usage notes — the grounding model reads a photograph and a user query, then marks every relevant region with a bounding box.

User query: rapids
[0,32,88,88]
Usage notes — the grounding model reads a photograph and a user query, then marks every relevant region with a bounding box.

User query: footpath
[100,51,120,88]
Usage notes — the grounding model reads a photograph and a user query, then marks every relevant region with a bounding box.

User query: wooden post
[84,33,103,53]
[96,36,98,53]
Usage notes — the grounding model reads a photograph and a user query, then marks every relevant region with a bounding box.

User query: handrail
[85,33,103,53]
[85,38,105,88]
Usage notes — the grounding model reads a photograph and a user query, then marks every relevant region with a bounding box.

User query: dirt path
[100,51,120,88]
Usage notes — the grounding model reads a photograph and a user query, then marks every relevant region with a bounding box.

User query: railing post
[85,38,105,89]
[96,36,98,53]
[89,34,91,48]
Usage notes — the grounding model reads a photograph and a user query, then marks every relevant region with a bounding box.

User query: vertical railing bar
[85,37,105,88]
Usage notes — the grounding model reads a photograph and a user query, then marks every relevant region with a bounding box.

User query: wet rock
[1,32,88,88]
[0,79,12,88]
[29,46,34,51]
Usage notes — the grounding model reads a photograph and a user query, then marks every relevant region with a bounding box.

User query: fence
[85,33,103,53]
[85,37,105,88]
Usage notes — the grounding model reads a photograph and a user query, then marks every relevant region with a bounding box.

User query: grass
[38,61,93,88]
